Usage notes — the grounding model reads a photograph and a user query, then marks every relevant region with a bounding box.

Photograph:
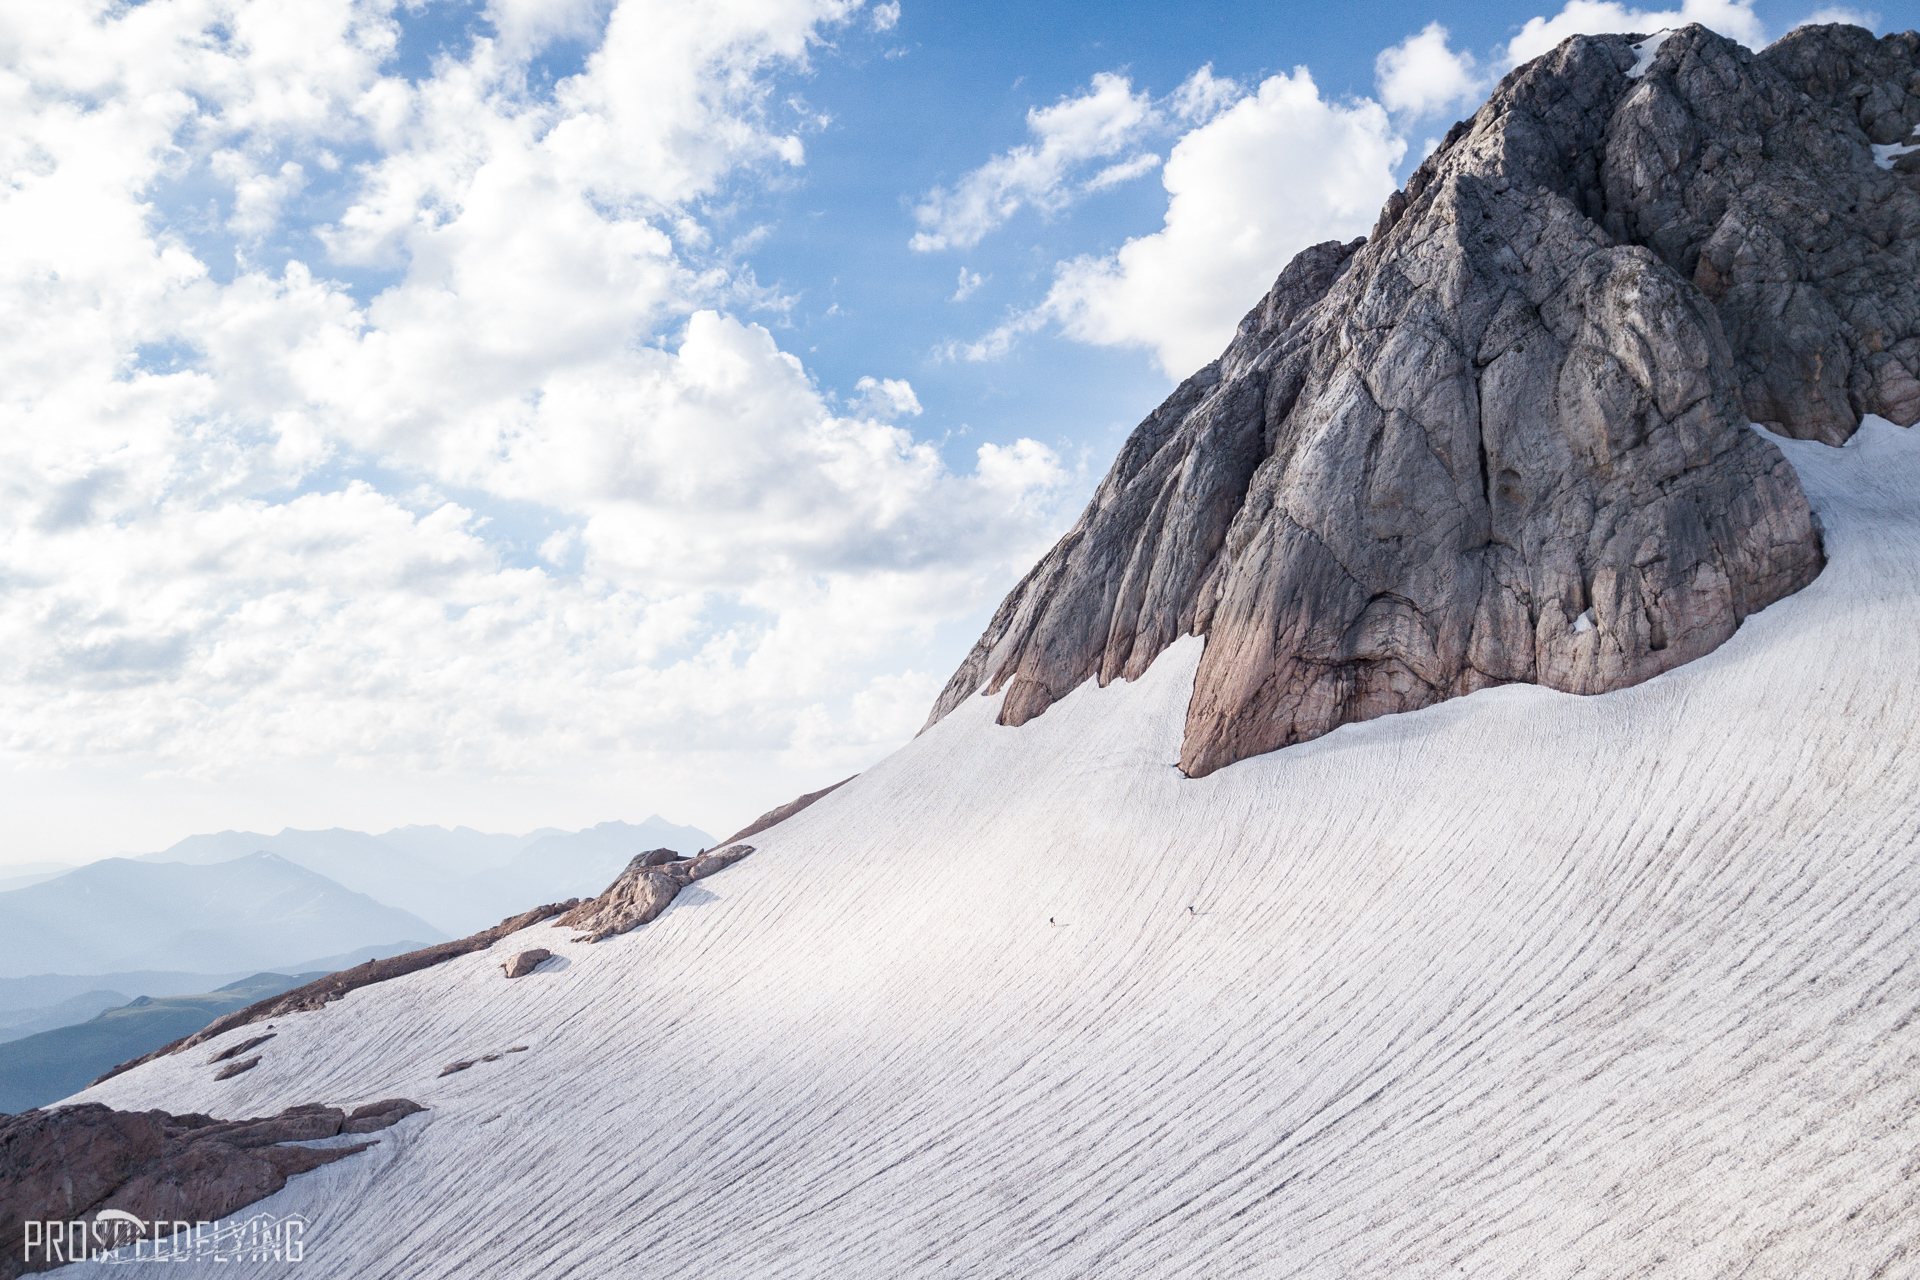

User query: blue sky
[0,0,1899,860]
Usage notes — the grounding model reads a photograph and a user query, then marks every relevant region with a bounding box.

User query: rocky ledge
[553,845,754,943]
[0,1099,422,1278]
[928,23,1917,776]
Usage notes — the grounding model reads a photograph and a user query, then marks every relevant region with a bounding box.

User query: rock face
[1622,26,1920,440]
[553,846,754,943]
[927,24,1920,777]
[0,1099,422,1277]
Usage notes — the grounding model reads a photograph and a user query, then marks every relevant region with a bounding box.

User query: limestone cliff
[929,24,1918,776]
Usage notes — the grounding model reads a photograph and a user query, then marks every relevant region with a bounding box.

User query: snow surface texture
[62,419,1920,1276]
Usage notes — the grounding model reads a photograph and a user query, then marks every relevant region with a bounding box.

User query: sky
[0,0,1901,864]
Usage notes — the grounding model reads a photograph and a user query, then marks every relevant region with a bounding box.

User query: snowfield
[62,420,1920,1278]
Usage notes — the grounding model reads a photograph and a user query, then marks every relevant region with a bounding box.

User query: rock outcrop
[501,949,551,978]
[207,1034,273,1065]
[928,23,1920,776]
[553,846,754,943]
[0,1099,422,1277]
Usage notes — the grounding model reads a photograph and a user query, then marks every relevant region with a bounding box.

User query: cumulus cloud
[1505,0,1766,65]
[950,268,984,301]
[909,72,1158,252]
[485,0,609,60]
[1375,23,1483,117]
[1168,65,1240,123]
[0,0,1072,841]
[870,1,901,32]
[213,155,309,237]
[974,438,1067,504]
[848,373,924,419]
[908,66,1237,253]
[982,69,1402,376]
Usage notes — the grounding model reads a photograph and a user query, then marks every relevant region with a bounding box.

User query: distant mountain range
[0,862,75,894]
[0,853,445,978]
[0,990,130,1043]
[137,817,715,935]
[0,942,426,1055]
[0,970,336,1113]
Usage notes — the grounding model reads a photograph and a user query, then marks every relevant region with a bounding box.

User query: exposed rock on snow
[211,1057,259,1081]
[715,778,856,848]
[553,846,755,943]
[342,1099,425,1132]
[930,23,1920,777]
[93,901,581,1087]
[206,1035,273,1065]
[0,1099,420,1277]
[500,950,550,979]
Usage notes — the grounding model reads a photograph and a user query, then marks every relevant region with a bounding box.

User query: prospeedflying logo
[21,1210,308,1265]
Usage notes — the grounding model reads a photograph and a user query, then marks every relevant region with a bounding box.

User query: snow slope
[63,420,1920,1277]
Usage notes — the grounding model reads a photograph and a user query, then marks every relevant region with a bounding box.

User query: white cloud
[1796,6,1881,29]
[212,154,309,237]
[1169,65,1241,123]
[974,438,1067,503]
[485,0,609,60]
[870,1,901,32]
[1504,0,1766,65]
[906,63,1242,257]
[0,0,1076,846]
[940,309,1045,364]
[849,374,924,418]
[950,267,984,301]
[909,71,1158,252]
[1010,68,1404,376]
[1085,152,1163,192]
[1375,23,1483,117]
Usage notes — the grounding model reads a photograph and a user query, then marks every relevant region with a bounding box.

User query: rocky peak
[929,23,1918,777]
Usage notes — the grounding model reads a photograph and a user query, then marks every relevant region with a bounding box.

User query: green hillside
[0,970,327,1113]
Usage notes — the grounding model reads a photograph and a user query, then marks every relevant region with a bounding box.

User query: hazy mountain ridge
[0,992,129,1045]
[0,971,334,1114]
[0,854,446,978]
[0,864,73,895]
[138,817,715,935]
